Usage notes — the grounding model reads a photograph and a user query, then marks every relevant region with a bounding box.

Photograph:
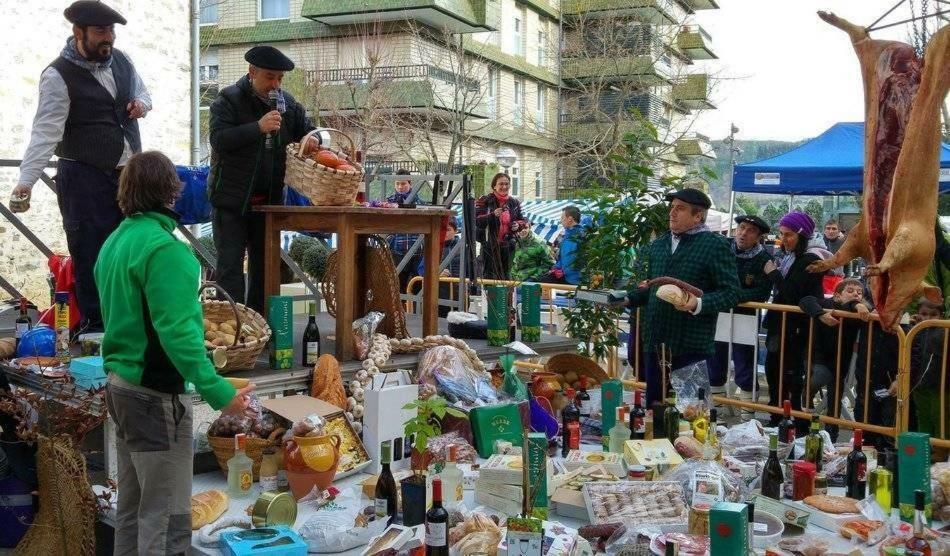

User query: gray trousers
[106,374,193,555]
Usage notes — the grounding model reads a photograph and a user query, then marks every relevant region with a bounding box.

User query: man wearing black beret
[209,46,315,312]
[706,214,774,419]
[625,188,739,407]
[12,0,150,334]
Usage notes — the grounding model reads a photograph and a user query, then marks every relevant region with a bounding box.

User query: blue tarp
[732,122,950,196]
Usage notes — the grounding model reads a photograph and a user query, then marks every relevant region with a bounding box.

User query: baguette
[224,377,250,389]
[656,284,689,306]
[191,489,229,529]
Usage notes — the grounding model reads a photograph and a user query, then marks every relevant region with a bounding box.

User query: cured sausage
[637,276,704,297]
[809,12,950,330]
[577,522,622,541]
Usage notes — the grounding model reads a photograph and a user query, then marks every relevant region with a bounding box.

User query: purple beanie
[778,211,815,237]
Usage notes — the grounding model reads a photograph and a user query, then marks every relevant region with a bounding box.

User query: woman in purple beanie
[761,211,825,426]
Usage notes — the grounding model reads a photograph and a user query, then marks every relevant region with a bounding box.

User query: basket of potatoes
[545,353,609,392]
[200,282,271,373]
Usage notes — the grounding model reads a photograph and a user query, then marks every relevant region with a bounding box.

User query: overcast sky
[691,0,934,142]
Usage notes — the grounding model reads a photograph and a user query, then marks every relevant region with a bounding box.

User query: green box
[897,432,932,521]
[520,283,541,343]
[526,432,548,518]
[710,502,749,556]
[486,285,509,347]
[600,380,622,450]
[469,403,524,458]
[267,295,294,369]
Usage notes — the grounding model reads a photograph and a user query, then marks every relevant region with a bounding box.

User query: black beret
[734,214,770,234]
[665,188,711,209]
[245,46,295,71]
[64,1,127,26]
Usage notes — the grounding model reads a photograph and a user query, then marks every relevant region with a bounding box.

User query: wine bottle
[562,388,581,457]
[629,391,646,440]
[846,429,867,500]
[302,301,321,367]
[777,400,796,446]
[904,490,932,555]
[425,478,449,556]
[664,393,681,444]
[869,450,893,513]
[374,441,397,524]
[804,414,823,472]
[761,434,784,500]
[576,378,591,420]
[14,297,32,348]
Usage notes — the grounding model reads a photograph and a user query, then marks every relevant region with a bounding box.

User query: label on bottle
[786,428,796,444]
[260,474,278,492]
[566,421,580,450]
[856,461,867,482]
[455,483,463,502]
[374,498,388,518]
[277,469,288,490]
[15,322,29,339]
[240,470,252,492]
[425,522,447,547]
[577,400,589,418]
[306,342,320,365]
[633,417,645,434]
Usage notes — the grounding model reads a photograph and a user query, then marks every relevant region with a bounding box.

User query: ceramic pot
[284,434,341,499]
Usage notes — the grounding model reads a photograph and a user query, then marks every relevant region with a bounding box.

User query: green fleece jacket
[510,233,555,282]
[94,210,235,410]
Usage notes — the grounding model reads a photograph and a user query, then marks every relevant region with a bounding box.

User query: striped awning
[519,199,596,242]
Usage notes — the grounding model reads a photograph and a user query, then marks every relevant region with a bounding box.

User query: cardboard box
[475,480,523,502]
[749,494,810,530]
[526,433,548,516]
[564,450,626,478]
[600,380,623,449]
[363,370,416,475]
[520,283,541,343]
[69,356,105,389]
[503,531,542,556]
[623,439,683,467]
[710,502,749,555]
[480,454,553,488]
[551,465,619,521]
[267,295,294,369]
[476,490,524,516]
[262,395,371,478]
[486,285,509,346]
[469,404,524,458]
[897,432,932,521]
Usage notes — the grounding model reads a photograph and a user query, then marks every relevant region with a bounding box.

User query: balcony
[562,0,679,24]
[301,0,499,33]
[559,94,669,143]
[561,37,674,84]
[672,73,715,110]
[307,64,487,119]
[677,0,719,10]
[677,25,716,60]
[674,133,716,159]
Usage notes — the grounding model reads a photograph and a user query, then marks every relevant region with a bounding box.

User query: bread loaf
[673,436,704,459]
[311,354,347,410]
[191,490,229,529]
[656,284,688,306]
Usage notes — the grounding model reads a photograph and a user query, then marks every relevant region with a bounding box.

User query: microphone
[265,89,279,150]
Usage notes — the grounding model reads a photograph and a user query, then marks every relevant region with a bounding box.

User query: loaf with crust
[191,489,228,529]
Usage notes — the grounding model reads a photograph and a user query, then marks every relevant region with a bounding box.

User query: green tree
[735,195,759,217]
[793,199,825,228]
[762,203,786,231]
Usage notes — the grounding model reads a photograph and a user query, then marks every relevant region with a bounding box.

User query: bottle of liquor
[846,429,868,500]
[609,406,630,454]
[576,378,591,420]
[629,391,646,440]
[702,409,720,460]
[904,490,932,555]
[804,414,824,472]
[644,409,654,441]
[664,393,681,444]
[777,400,796,447]
[692,388,709,443]
[14,297,32,348]
[374,441,397,524]
[440,444,463,511]
[425,478,449,556]
[259,447,279,492]
[302,301,321,367]
[761,433,784,500]
[869,450,893,514]
[561,388,581,457]
[227,433,254,498]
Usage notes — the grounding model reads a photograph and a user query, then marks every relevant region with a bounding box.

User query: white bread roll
[656,284,688,306]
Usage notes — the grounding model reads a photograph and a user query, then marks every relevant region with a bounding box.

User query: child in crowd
[908,297,949,457]
[416,217,463,317]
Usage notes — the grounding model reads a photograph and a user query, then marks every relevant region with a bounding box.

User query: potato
[220,333,235,345]
[204,340,215,349]
[204,331,217,342]
[219,322,236,336]
[211,338,228,347]
[242,335,258,344]
[225,319,237,329]
[564,371,579,384]
[206,322,219,333]
[203,318,212,329]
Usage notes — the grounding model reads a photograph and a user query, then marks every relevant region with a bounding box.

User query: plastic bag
[720,420,767,452]
[425,431,477,464]
[449,511,503,554]
[529,396,559,440]
[670,360,710,415]
[352,312,384,360]
[660,458,749,505]
[418,345,506,405]
[291,413,326,437]
[297,487,387,553]
[499,353,528,401]
[603,523,660,555]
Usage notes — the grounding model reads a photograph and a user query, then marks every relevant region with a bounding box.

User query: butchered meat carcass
[809,12,950,331]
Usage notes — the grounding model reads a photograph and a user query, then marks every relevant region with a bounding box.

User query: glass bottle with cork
[14,297,32,349]
[259,447,279,492]
[575,378,591,420]
[440,444,463,511]
[804,414,824,472]
[778,400,796,454]
[664,392,681,444]
[691,388,709,443]
[846,429,867,499]
[425,478,449,555]
[761,433,784,500]
[904,490,932,555]
[869,450,893,513]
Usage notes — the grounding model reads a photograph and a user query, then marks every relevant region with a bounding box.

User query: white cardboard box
[563,450,626,478]
[363,370,416,475]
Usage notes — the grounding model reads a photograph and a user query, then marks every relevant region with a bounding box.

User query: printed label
[425,522,447,547]
[633,417,645,434]
[856,462,867,482]
[374,498,388,518]
[566,422,580,450]
[455,483,464,502]
[306,342,320,365]
[691,469,724,506]
[15,323,29,339]
[753,522,768,533]
[260,475,277,492]
[240,471,252,492]
[277,470,288,489]
[786,429,796,444]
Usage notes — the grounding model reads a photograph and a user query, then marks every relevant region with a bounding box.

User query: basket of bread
[285,127,364,206]
[200,282,271,373]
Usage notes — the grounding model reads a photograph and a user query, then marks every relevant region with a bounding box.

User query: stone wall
[1,0,192,307]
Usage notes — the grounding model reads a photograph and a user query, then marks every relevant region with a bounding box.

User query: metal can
[688,503,711,536]
[814,473,828,495]
[251,491,297,527]
[627,465,647,480]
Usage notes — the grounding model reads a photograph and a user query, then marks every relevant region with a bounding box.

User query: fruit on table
[315,149,340,169]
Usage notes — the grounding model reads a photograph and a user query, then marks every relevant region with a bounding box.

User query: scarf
[493,191,509,205]
[672,223,710,238]
[498,207,512,244]
[778,251,796,277]
[62,37,112,69]
[731,240,764,260]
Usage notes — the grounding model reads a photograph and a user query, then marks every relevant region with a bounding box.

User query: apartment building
[199,0,560,200]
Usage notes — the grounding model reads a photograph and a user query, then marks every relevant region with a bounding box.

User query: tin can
[814,473,828,496]
[251,491,297,527]
[688,503,711,536]
[627,465,646,480]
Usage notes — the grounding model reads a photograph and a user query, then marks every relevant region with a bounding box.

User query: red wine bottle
[846,429,868,500]
[629,390,646,440]
[562,388,581,457]
[425,479,449,556]
[777,400,796,447]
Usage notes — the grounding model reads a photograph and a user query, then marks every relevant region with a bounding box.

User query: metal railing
[679,24,712,43]
[307,64,479,93]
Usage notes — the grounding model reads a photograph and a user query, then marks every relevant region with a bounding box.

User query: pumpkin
[314,149,340,169]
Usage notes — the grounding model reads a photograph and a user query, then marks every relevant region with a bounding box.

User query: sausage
[578,522,622,540]
[637,276,703,297]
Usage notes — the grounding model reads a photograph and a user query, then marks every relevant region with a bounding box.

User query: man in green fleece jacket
[510,223,554,282]
[95,151,253,554]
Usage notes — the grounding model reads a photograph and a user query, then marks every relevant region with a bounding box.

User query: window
[537,30,546,66]
[259,0,289,20]
[511,166,520,196]
[513,17,523,56]
[534,171,542,198]
[487,68,496,119]
[513,78,523,126]
[199,0,219,24]
[199,49,219,84]
[535,83,545,132]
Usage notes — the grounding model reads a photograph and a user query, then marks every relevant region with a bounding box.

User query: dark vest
[50,50,142,172]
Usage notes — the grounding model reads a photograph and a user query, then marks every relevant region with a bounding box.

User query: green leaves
[401,393,465,457]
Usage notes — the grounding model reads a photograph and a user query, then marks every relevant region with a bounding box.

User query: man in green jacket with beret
[627,189,740,406]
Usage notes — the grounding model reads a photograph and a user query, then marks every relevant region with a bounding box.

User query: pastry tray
[582,481,689,530]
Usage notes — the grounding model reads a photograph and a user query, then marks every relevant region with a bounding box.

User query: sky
[691,0,936,142]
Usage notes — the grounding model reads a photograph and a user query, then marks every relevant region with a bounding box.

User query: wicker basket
[285,128,364,206]
[200,282,271,373]
[544,353,611,388]
[207,428,285,480]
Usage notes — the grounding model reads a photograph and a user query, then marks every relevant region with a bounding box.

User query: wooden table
[255,205,451,360]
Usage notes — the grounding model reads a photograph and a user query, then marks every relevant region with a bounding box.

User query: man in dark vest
[208,46,315,312]
[12,0,150,333]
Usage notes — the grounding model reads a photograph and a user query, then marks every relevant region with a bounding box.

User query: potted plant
[399,385,465,526]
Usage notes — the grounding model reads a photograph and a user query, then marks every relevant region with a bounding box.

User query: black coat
[474,194,524,247]
[799,296,864,370]
[764,253,824,354]
[208,75,314,213]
